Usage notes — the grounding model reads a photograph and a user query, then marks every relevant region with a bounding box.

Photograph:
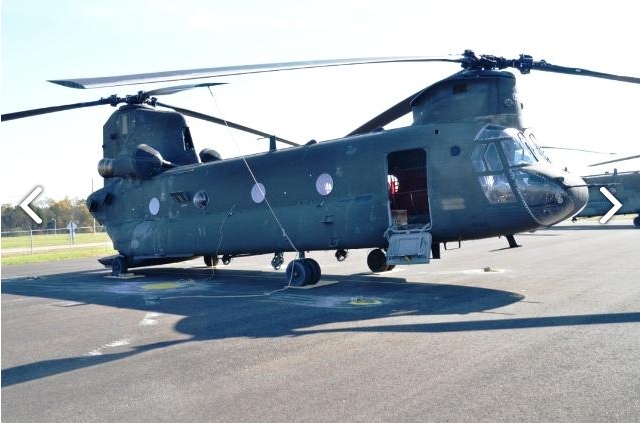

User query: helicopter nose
[563,173,589,216]
[513,167,589,226]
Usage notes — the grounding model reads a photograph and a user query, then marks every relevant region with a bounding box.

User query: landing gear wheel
[634,216,640,227]
[302,258,321,285]
[286,260,310,287]
[222,255,232,265]
[204,255,219,267]
[111,255,128,276]
[367,248,388,273]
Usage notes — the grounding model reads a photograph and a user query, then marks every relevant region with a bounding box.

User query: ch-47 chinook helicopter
[576,154,640,227]
[539,147,640,226]
[4,50,640,285]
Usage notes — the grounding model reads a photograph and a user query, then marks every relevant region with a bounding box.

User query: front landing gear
[634,215,640,228]
[367,249,395,273]
[285,258,321,287]
[204,255,219,267]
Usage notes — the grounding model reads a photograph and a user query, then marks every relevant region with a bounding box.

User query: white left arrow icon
[20,186,43,224]
[599,187,622,224]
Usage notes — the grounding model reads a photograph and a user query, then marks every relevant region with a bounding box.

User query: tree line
[1,198,95,232]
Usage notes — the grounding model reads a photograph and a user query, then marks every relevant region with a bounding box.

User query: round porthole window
[193,191,209,209]
[315,173,333,196]
[251,182,266,203]
[149,197,160,215]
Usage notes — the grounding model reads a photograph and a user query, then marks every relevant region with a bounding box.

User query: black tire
[204,255,219,267]
[367,249,388,273]
[112,255,128,276]
[286,260,309,287]
[634,216,640,227]
[303,258,321,285]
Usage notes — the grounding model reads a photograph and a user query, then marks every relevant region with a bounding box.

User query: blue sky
[2,0,639,205]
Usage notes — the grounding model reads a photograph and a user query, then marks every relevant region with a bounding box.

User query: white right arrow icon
[599,187,622,224]
[19,186,43,224]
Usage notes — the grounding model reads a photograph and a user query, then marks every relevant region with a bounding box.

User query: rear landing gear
[285,258,321,286]
[111,255,128,276]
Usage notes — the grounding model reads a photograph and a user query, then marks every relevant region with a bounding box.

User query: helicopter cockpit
[471,125,587,226]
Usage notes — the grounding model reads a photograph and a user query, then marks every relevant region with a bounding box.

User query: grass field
[1,231,115,265]
[1,231,111,249]
[1,245,117,265]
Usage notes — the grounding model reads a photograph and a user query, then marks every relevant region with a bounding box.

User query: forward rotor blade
[589,154,640,167]
[529,61,640,84]
[155,101,299,147]
[347,88,425,136]
[464,51,640,85]
[49,55,465,89]
[1,98,115,122]
[540,146,616,155]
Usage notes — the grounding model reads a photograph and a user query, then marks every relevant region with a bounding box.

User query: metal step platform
[384,224,432,265]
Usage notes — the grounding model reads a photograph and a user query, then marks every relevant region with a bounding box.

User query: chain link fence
[1,226,113,254]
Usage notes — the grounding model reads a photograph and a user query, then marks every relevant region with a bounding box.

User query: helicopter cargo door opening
[385,149,432,266]
[387,149,430,227]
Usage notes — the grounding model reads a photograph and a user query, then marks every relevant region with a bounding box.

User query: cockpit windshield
[471,125,577,225]
[490,128,535,167]
[524,130,552,164]
[474,125,551,168]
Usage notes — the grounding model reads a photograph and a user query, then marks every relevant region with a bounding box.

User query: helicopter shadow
[3,265,640,386]
[0,265,516,386]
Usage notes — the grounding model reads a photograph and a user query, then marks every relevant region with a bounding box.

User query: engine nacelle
[98,144,174,179]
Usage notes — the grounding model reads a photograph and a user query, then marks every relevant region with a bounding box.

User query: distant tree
[1,203,43,232]
[1,197,91,232]
[72,198,94,227]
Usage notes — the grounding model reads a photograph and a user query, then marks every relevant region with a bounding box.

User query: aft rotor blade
[1,98,115,121]
[347,88,425,136]
[155,101,299,147]
[589,154,640,167]
[2,83,227,122]
[144,82,226,97]
[49,55,465,89]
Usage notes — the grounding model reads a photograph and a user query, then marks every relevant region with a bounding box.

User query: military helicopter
[539,148,640,226]
[576,154,640,226]
[4,50,640,285]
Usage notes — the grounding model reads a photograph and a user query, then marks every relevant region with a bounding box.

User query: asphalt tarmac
[2,219,639,422]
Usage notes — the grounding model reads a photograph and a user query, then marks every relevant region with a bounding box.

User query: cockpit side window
[470,142,503,172]
[183,127,195,151]
[484,143,503,171]
[500,137,537,167]
[471,141,515,204]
